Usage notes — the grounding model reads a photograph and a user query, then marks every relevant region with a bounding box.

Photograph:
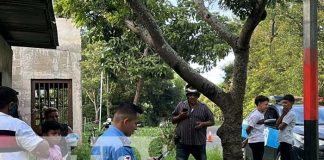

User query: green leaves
[243,2,324,115]
[218,0,258,19]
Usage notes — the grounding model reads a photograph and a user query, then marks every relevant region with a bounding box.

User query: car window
[293,107,324,125]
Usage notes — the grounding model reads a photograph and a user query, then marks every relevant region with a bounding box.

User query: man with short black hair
[242,95,269,160]
[0,86,49,159]
[276,94,296,160]
[172,85,215,160]
[91,102,143,160]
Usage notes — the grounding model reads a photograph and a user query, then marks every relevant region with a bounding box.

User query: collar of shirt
[106,125,127,137]
[257,110,264,115]
[184,101,203,109]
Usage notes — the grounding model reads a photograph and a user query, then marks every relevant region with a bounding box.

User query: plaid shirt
[172,101,214,145]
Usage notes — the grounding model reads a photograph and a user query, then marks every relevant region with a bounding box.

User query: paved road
[206,126,222,149]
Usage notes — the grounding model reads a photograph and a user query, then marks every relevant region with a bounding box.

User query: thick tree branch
[226,0,268,104]
[238,0,268,49]
[194,0,238,48]
[125,20,154,47]
[125,0,227,106]
[84,89,96,105]
[133,47,149,105]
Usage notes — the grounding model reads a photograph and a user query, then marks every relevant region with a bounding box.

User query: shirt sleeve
[204,105,215,122]
[283,111,295,125]
[172,102,182,116]
[91,145,102,159]
[115,146,136,160]
[16,121,43,152]
[247,112,261,128]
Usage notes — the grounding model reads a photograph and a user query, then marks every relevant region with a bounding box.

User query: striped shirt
[172,101,214,145]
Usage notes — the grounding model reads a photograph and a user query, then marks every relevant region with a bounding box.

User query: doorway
[31,79,72,134]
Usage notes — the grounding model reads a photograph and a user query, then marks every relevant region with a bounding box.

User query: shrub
[133,147,142,160]
[148,137,164,157]
[71,143,91,160]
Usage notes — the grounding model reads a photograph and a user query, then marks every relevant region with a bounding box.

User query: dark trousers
[279,142,292,160]
[249,142,264,160]
[176,144,207,160]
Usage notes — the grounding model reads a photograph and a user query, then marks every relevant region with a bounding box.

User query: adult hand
[178,111,188,119]
[195,121,205,129]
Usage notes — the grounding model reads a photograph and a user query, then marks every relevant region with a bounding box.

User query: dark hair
[42,120,62,134]
[0,86,18,109]
[44,107,58,119]
[114,102,143,120]
[282,94,295,103]
[254,95,269,106]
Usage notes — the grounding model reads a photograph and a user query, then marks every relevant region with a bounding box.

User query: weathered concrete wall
[12,18,82,135]
[0,35,13,87]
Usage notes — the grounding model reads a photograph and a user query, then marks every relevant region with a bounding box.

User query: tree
[55,0,270,159]
[81,41,106,122]
[124,0,267,159]
[244,2,324,115]
[55,0,231,123]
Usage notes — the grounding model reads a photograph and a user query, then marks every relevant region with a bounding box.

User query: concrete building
[0,1,82,135]
[12,18,82,135]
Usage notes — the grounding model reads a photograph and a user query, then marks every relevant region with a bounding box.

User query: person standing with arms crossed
[172,85,215,160]
[276,94,296,160]
[242,95,269,160]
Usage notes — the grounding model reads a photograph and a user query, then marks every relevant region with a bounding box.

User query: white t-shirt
[247,110,265,143]
[279,110,296,144]
[0,112,43,160]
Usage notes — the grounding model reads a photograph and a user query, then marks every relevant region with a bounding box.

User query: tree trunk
[217,103,244,160]
[95,109,99,122]
[93,101,98,122]
[133,47,148,105]
[133,79,144,105]
[216,49,249,160]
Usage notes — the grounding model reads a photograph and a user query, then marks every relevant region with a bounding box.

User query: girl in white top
[276,94,296,160]
[243,95,269,160]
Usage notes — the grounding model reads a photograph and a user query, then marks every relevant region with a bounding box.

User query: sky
[168,0,235,84]
[194,53,234,84]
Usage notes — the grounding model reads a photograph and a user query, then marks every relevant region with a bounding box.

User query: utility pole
[303,0,318,159]
[99,53,104,130]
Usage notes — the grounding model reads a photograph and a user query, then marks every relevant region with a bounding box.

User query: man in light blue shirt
[91,102,143,160]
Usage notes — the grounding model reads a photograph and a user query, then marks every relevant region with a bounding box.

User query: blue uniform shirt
[91,126,136,160]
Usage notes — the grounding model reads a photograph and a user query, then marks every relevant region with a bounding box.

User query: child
[40,120,63,160]
[242,95,269,160]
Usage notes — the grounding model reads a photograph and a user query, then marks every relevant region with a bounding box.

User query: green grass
[133,127,222,160]
[72,127,222,160]
[133,127,160,137]
[163,148,222,160]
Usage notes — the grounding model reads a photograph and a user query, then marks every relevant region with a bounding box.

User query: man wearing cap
[172,85,215,160]
[276,94,296,160]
